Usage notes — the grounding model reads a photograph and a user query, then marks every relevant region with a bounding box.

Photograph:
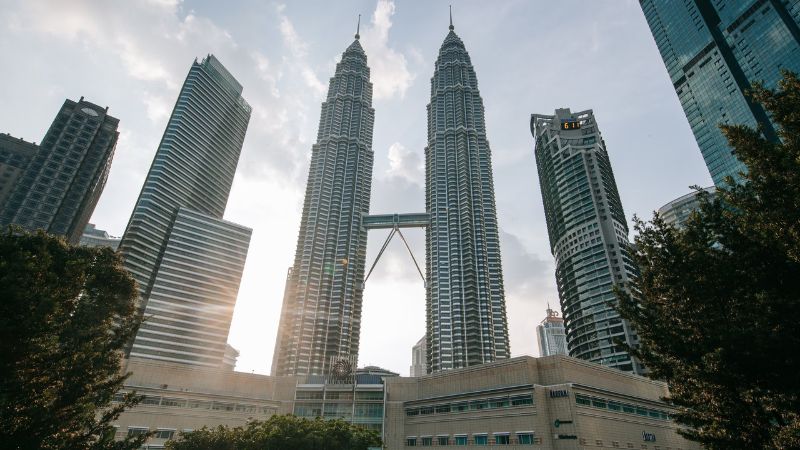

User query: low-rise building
[113,356,700,450]
[111,358,294,449]
[384,356,700,449]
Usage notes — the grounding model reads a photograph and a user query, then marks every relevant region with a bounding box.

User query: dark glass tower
[272,32,375,377]
[118,55,252,367]
[0,98,118,244]
[532,108,643,375]
[424,19,509,373]
[640,0,800,185]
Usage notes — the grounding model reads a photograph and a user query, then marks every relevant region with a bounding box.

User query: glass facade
[641,0,800,186]
[293,376,387,435]
[118,54,252,367]
[0,99,118,244]
[272,35,375,377]
[424,24,509,373]
[657,186,716,228]
[532,109,643,375]
[128,208,251,366]
[536,307,568,356]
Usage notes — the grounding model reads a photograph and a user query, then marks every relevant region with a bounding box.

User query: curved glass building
[425,20,509,373]
[532,108,643,375]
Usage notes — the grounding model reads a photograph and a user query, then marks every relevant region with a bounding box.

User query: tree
[0,229,147,449]
[615,71,800,449]
[166,415,382,450]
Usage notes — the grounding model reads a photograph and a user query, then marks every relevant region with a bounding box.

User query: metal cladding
[272,38,375,377]
[531,108,643,375]
[424,27,509,373]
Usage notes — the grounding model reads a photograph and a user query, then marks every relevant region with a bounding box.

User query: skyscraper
[79,223,121,250]
[118,55,252,367]
[272,30,375,377]
[640,0,800,186]
[532,108,643,375]
[424,16,509,372]
[0,134,38,207]
[536,305,567,357]
[409,335,427,377]
[0,98,118,243]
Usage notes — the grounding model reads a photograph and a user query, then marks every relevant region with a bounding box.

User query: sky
[0,0,712,376]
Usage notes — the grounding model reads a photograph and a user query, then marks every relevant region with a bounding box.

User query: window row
[406,432,537,446]
[112,393,274,415]
[405,393,533,417]
[574,394,671,420]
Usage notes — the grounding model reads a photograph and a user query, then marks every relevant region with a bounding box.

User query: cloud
[277,7,326,95]
[142,92,171,122]
[360,0,415,100]
[498,229,557,357]
[386,142,423,185]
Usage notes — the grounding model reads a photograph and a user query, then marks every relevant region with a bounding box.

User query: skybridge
[361,212,429,288]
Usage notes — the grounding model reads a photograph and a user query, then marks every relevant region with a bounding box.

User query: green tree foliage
[616,72,800,449]
[0,229,147,449]
[166,415,382,450]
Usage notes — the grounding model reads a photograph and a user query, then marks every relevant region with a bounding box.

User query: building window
[127,427,149,437]
[474,435,488,445]
[454,435,468,446]
[421,437,432,446]
[154,429,175,440]
[495,434,510,445]
[438,436,449,445]
[407,437,417,446]
[517,433,534,445]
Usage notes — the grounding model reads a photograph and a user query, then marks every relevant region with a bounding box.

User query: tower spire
[355,14,361,40]
[449,5,454,30]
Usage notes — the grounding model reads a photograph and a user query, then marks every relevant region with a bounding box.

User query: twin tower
[272,19,509,377]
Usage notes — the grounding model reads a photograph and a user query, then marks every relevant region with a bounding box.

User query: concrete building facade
[532,108,643,375]
[384,356,700,449]
[113,356,700,450]
[0,98,118,244]
[410,336,428,377]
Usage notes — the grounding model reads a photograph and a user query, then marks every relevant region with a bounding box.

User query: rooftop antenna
[355,14,361,40]
[449,5,454,30]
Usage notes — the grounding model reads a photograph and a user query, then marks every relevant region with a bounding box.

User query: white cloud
[386,142,423,185]
[361,0,415,100]
[276,7,326,96]
[142,91,171,122]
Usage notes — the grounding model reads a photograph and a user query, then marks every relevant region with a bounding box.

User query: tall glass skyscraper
[272,32,375,377]
[119,55,252,367]
[424,19,509,373]
[536,306,568,357]
[640,0,800,185]
[0,98,118,244]
[532,108,643,375]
